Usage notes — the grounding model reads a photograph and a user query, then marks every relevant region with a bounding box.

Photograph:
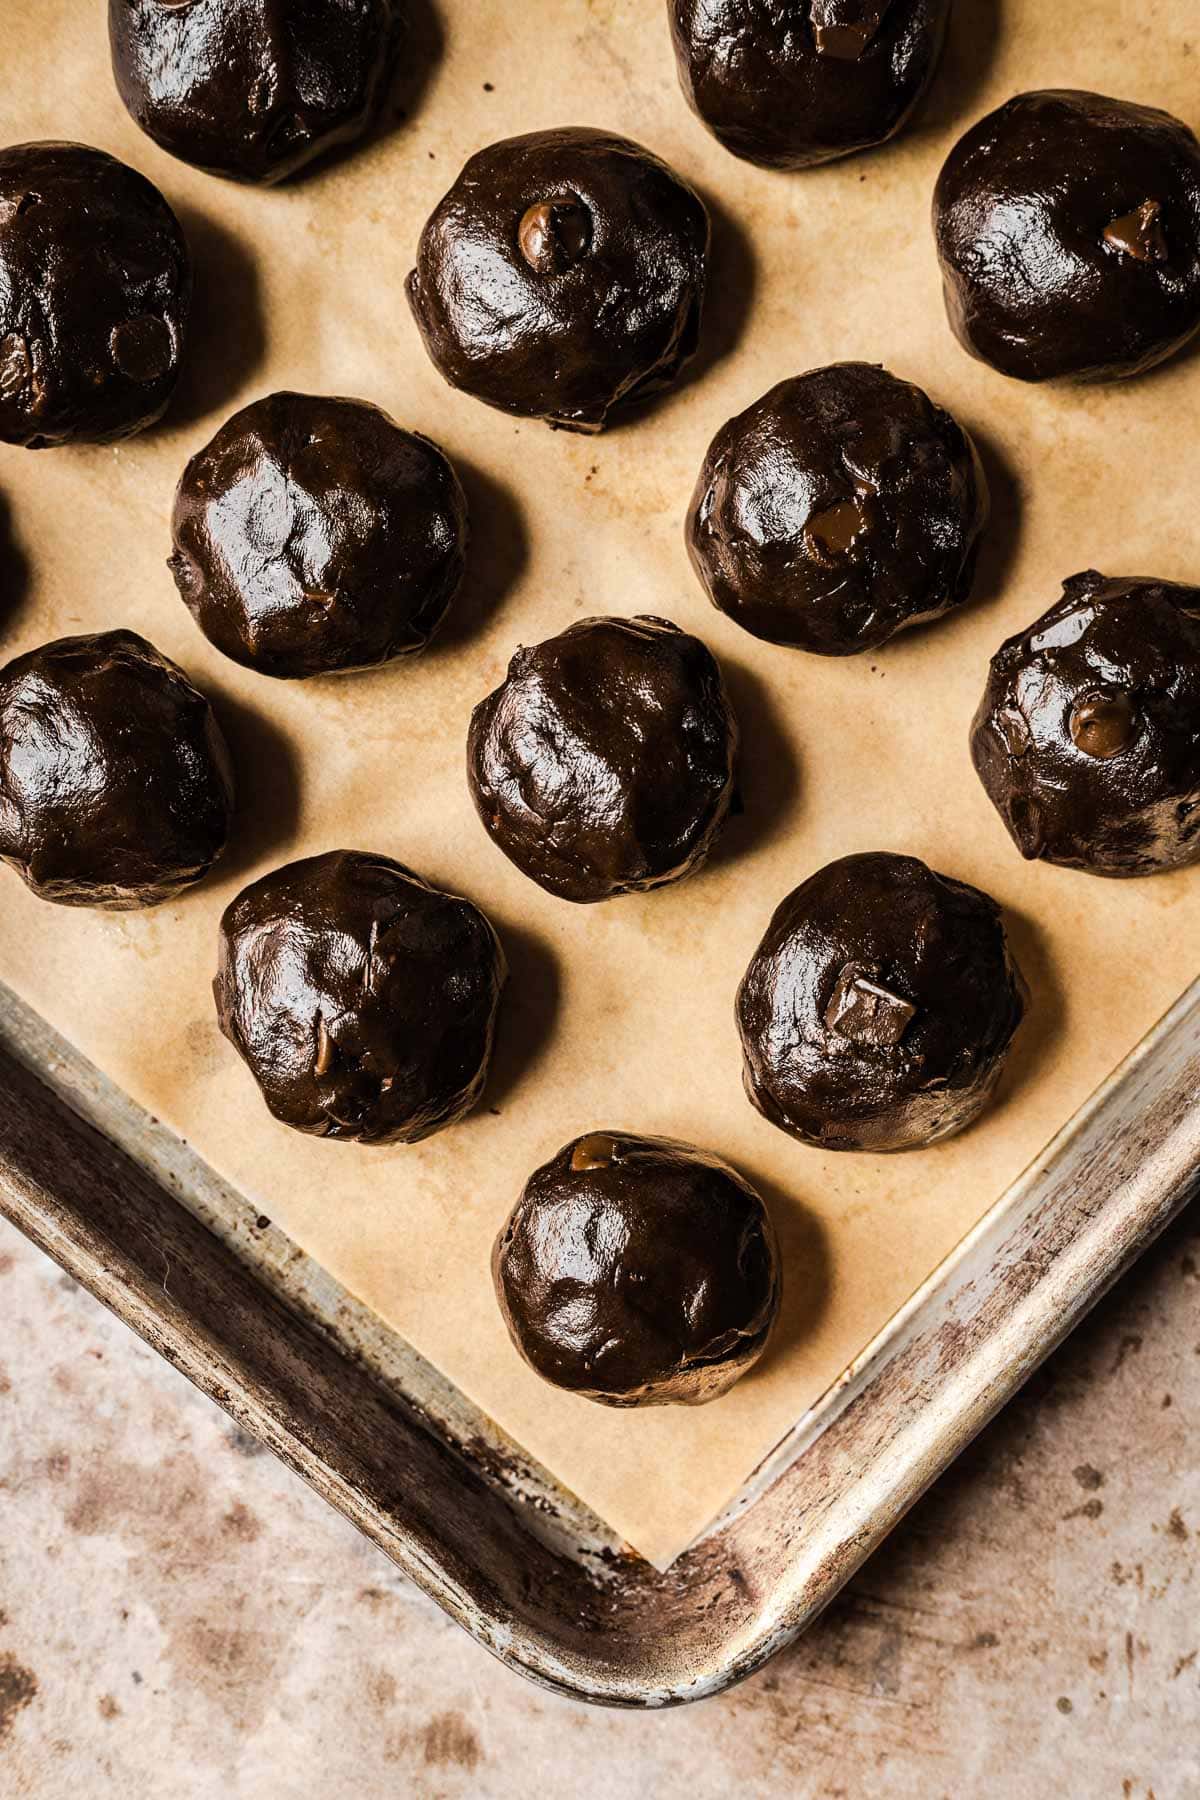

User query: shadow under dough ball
[737,853,1027,1152]
[407,129,710,432]
[0,631,233,908]
[934,90,1200,383]
[687,363,988,655]
[109,0,403,185]
[170,392,467,679]
[971,572,1200,878]
[668,0,950,171]
[0,143,191,448]
[467,616,738,903]
[215,850,506,1143]
[493,1132,781,1406]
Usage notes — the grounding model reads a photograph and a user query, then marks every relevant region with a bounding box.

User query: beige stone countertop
[0,1207,1196,1799]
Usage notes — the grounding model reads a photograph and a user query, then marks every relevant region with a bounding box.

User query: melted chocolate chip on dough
[407,129,709,432]
[668,0,950,171]
[215,850,505,1143]
[108,0,403,185]
[170,392,467,679]
[687,363,988,655]
[934,91,1200,383]
[467,615,738,903]
[0,630,233,908]
[493,1131,781,1406]
[737,853,1027,1152]
[971,571,1200,877]
[0,143,190,447]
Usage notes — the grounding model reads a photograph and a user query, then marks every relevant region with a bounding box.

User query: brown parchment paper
[2,0,1199,1567]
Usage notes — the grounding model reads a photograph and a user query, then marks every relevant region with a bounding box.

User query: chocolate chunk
[935,91,1200,382]
[668,0,948,170]
[407,129,709,432]
[824,963,917,1048]
[214,851,506,1143]
[687,363,988,655]
[0,631,233,908]
[467,615,738,903]
[737,853,1027,1152]
[972,571,1200,876]
[1103,199,1169,265]
[108,0,403,185]
[0,143,190,447]
[493,1132,782,1406]
[170,392,467,679]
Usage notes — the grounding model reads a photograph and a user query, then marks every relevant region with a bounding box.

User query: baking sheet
[1,0,1198,1567]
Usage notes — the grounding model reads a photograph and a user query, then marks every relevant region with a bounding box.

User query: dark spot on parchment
[419,1711,482,1771]
[0,1365,10,1395]
[1172,1650,1198,1679]
[1111,1333,1143,1373]
[1056,1696,1073,1714]
[1166,1508,1189,1541]
[0,1653,37,1742]
[1073,1463,1104,1491]
[98,1693,120,1720]
[0,1253,13,1277]
[1061,1498,1104,1521]
[971,1630,999,1650]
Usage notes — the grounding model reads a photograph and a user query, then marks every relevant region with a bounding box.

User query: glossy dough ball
[737,853,1027,1151]
[215,851,506,1143]
[971,572,1200,877]
[109,0,403,185]
[493,1131,781,1406]
[934,91,1200,383]
[467,616,738,903]
[687,363,988,654]
[170,392,467,679]
[668,0,951,170]
[0,631,233,908]
[0,143,191,448]
[407,129,710,432]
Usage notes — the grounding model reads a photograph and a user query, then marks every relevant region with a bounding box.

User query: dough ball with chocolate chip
[170,392,467,679]
[467,615,738,903]
[0,143,191,447]
[215,851,505,1143]
[493,1132,781,1406]
[934,91,1200,383]
[668,0,950,171]
[407,129,709,431]
[737,853,1027,1152]
[109,0,403,185]
[971,572,1200,877]
[0,630,233,908]
[687,363,988,655]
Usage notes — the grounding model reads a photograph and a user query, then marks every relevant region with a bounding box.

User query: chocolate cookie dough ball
[934,91,1200,383]
[109,0,402,185]
[170,393,467,679]
[737,853,1027,1152]
[215,851,505,1143]
[467,616,738,903]
[493,1132,781,1406]
[687,364,988,655]
[971,572,1200,877]
[668,0,950,171]
[407,129,710,432]
[0,143,191,448]
[0,631,233,908]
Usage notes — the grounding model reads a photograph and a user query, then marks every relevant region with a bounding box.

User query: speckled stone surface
[0,1208,1196,1798]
